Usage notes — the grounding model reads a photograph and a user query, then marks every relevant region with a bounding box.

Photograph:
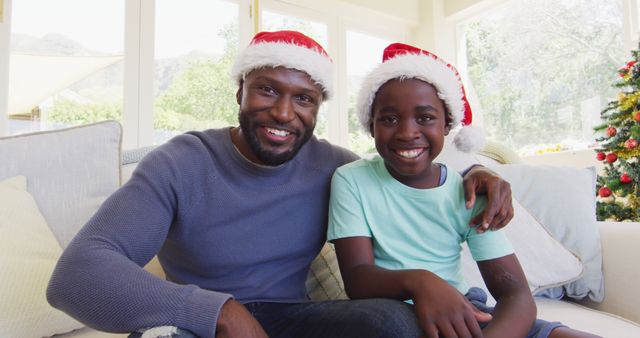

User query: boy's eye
[417,115,433,123]
[377,116,398,125]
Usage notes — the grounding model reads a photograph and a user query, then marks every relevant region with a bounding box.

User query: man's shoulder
[139,129,226,169]
[301,136,359,169]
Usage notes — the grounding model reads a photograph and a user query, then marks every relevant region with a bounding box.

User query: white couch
[1,121,639,337]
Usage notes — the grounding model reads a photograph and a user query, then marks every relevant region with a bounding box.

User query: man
[48,30,513,338]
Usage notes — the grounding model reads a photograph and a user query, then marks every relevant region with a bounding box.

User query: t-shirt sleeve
[327,168,372,241]
[465,196,514,261]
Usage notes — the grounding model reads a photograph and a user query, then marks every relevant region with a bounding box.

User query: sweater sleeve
[47,139,232,338]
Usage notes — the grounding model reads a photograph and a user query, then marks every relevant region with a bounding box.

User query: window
[1,0,413,150]
[345,30,391,155]
[261,9,330,140]
[153,0,239,144]
[459,0,626,156]
[8,0,124,135]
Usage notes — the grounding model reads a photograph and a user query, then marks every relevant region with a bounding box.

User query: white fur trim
[140,326,178,338]
[356,53,465,132]
[453,125,485,153]
[231,42,333,100]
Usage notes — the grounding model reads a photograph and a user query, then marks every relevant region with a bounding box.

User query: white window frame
[260,0,413,149]
[0,0,12,136]
[444,0,640,131]
[0,0,413,151]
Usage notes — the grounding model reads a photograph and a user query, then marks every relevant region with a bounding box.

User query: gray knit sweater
[47,128,357,338]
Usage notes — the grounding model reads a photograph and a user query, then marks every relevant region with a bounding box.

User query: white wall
[0,0,10,136]
[340,0,420,23]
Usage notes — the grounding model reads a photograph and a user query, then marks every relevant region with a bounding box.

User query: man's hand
[216,299,268,338]
[463,165,513,232]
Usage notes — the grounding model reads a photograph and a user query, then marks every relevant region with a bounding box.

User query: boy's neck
[384,162,444,189]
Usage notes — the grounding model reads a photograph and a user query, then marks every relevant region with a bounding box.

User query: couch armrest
[578,221,640,324]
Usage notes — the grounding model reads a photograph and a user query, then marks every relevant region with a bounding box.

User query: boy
[328,43,598,338]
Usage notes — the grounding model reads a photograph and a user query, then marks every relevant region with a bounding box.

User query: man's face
[235,67,323,166]
[372,78,451,188]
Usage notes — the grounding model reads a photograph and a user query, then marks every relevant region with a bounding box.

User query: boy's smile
[371,78,451,189]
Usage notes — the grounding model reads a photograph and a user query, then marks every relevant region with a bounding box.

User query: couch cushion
[535,297,640,336]
[0,176,83,337]
[0,121,122,247]
[490,164,602,302]
[306,243,347,301]
[461,198,584,305]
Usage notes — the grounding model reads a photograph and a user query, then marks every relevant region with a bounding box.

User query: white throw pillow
[489,164,602,302]
[461,198,584,305]
[0,121,122,247]
[0,176,83,337]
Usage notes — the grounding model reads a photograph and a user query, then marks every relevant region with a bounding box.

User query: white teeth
[266,127,291,137]
[397,149,423,158]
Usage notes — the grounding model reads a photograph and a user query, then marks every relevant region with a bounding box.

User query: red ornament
[596,152,606,161]
[606,153,618,163]
[621,173,633,184]
[634,111,640,122]
[619,61,637,77]
[599,187,612,197]
[606,127,617,137]
[625,138,638,149]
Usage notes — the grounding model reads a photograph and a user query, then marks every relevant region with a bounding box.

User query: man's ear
[369,123,375,137]
[236,81,244,105]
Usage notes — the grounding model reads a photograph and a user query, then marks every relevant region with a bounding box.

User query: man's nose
[271,96,295,123]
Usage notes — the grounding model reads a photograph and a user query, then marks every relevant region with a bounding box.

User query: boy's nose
[396,120,420,140]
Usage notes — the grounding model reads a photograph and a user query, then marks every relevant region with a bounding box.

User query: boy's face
[371,78,451,188]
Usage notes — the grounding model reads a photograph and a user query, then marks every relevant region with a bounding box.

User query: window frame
[446,0,640,154]
[0,0,413,151]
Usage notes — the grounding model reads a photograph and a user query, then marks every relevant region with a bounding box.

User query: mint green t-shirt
[327,156,513,293]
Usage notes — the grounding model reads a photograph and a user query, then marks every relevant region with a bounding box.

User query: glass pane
[261,10,330,140]
[9,0,124,135]
[346,30,391,155]
[461,0,625,156]
[154,0,239,144]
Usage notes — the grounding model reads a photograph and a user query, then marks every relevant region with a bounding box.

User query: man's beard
[239,112,315,166]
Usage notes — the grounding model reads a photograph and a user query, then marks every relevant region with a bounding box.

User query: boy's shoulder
[335,156,379,173]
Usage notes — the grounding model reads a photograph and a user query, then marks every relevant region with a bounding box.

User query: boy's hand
[410,272,490,338]
[462,166,513,232]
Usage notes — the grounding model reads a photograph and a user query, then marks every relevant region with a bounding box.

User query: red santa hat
[231,30,334,100]
[356,42,485,152]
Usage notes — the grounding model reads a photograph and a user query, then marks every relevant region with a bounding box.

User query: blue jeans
[246,298,422,338]
[129,298,422,338]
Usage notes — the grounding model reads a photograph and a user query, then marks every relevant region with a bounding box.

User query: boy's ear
[444,124,452,136]
[369,122,374,137]
[236,81,244,105]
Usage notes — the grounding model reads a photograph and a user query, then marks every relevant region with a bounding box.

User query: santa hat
[356,42,485,152]
[231,30,333,100]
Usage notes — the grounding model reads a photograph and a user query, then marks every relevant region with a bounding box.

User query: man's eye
[260,86,276,94]
[296,95,312,103]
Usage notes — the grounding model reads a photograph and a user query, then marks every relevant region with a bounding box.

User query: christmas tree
[594,48,640,221]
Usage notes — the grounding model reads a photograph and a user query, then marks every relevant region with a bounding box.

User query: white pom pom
[453,125,485,153]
